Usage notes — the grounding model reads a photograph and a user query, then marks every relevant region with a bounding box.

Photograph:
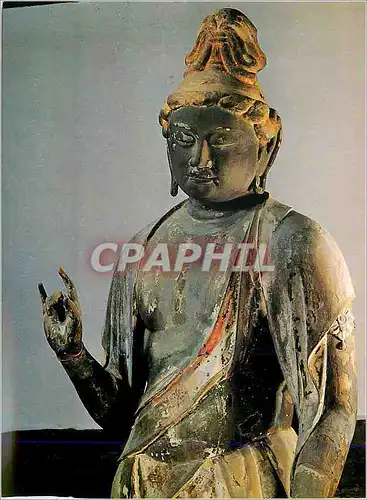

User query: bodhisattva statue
[39,9,357,498]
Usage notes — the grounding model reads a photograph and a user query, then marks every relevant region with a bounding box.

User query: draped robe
[102,196,355,498]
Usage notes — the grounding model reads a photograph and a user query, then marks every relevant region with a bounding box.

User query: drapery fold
[103,196,355,497]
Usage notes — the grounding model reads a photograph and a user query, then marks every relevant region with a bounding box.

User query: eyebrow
[171,124,232,132]
[172,123,193,130]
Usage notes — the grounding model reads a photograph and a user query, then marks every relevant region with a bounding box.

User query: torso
[136,202,256,403]
[128,200,284,462]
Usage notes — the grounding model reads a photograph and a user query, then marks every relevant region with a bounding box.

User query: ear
[166,145,173,172]
[166,146,179,197]
[170,172,179,197]
[256,128,282,178]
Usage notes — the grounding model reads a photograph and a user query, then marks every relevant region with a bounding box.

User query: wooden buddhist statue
[39,9,357,498]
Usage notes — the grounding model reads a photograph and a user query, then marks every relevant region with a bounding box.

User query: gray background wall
[2,2,365,432]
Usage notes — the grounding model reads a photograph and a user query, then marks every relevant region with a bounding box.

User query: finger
[64,310,82,337]
[38,283,47,304]
[54,295,66,322]
[58,267,79,304]
[64,299,82,340]
[63,296,81,319]
[45,291,63,317]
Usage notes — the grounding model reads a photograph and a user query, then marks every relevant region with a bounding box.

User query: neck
[187,192,269,220]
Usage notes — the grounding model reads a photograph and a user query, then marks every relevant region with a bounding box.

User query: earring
[170,174,178,197]
[253,175,265,195]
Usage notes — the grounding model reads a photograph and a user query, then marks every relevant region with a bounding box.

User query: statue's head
[159,8,282,202]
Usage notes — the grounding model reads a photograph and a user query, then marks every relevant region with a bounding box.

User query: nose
[190,140,213,168]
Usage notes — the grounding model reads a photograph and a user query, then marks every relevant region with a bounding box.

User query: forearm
[58,344,134,431]
[291,406,357,497]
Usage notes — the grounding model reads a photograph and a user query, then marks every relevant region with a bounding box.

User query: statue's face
[167,106,260,203]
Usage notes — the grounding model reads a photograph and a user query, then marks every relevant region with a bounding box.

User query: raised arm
[39,268,144,433]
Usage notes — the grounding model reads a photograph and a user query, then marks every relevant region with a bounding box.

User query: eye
[172,131,195,147]
[208,133,236,148]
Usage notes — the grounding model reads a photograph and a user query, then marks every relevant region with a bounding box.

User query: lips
[189,176,216,181]
[188,177,218,187]
[186,172,218,183]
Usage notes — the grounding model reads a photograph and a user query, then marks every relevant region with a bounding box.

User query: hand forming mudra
[39,268,83,359]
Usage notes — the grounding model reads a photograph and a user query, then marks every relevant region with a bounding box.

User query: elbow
[318,401,358,450]
[328,402,358,437]
[327,388,358,423]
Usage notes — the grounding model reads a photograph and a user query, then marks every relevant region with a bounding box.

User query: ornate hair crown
[184,8,266,87]
[163,8,268,105]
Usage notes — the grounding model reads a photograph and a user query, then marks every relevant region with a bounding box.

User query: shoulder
[263,203,355,314]
[272,208,330,251]
[260,197,336,261]
[270,207,343,269]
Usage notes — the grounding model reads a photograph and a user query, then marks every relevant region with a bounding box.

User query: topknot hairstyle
[159,8,282,169]
[184,8,266,85]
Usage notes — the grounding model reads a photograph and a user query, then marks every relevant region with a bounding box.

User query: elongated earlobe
[170,173,179,197]
[167,147,178,196]
[257,145,264,162]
